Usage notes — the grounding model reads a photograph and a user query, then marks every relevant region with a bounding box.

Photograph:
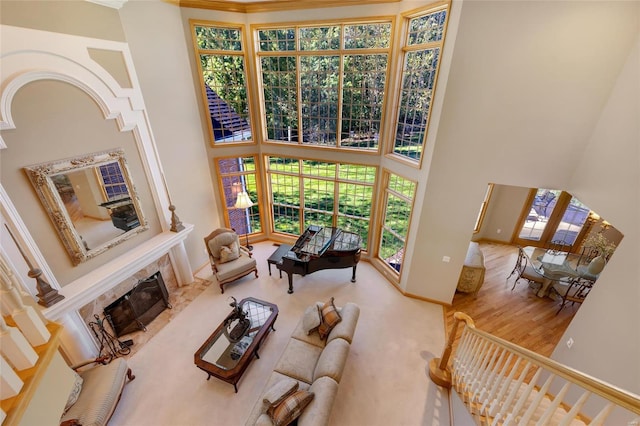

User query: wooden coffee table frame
[194,297,278,392]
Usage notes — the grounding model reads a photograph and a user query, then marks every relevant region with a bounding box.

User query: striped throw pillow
[268,390,314,426]
[317,297,342,340]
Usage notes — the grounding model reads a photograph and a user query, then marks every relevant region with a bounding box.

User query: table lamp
[234,191,254,250]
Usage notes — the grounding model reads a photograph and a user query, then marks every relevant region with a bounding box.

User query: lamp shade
[234,191,254,209]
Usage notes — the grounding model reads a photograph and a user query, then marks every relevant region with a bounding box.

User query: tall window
[216,156,262,236]
[257,20,392,150]
[393,6,448,163]
[266,156,376,249]
[192,22,253,144]
[378,171,416,274]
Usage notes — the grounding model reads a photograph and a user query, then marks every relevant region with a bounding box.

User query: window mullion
[336,54,345,148]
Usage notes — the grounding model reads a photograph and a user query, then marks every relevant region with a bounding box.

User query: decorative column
[169,241,193,287]
[0,253,50,346]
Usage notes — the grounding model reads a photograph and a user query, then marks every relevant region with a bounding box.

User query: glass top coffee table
[194,297,278,392]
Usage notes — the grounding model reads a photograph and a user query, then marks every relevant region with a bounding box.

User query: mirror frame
[24,148,148,265]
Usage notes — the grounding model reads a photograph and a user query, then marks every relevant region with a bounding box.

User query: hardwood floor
[445,241,579,358]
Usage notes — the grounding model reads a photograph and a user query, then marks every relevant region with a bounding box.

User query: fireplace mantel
[43,224,194,321]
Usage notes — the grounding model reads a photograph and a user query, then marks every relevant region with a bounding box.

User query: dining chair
[507,247,545,291]
[551,276,595,314]
[547,239,571,254]
[576,245,600,266]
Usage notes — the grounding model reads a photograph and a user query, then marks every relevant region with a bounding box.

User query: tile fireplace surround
[41,225,194,362]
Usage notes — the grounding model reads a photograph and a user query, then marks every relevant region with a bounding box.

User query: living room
[0,0,638,424]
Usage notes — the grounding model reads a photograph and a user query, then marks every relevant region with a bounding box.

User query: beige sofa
[245,302,360,426]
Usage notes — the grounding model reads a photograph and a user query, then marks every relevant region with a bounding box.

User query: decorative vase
[587,254,606,275]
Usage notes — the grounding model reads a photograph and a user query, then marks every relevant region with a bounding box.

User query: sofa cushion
[302,305,321,336]
[274,339,323,384]
[267,390,314,426]
[318,297,341,340]
[263,378,299,407]
[297,377,339,426]
[312,338,350,383]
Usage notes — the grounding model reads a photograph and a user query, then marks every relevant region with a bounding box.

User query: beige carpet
[108,241,450,426]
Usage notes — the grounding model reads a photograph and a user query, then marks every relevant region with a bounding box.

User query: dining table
[522,246,581,297]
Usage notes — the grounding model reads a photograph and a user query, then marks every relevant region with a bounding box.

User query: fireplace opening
[104,271,172,337]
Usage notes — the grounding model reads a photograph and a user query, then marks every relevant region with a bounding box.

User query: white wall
[552,32,640,413]
[118,0,220,271]
[402,0,640,408]
[404,0,639,299]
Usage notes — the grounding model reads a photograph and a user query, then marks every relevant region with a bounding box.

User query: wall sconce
[234,191,254,250]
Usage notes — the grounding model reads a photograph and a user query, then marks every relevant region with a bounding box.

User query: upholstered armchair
[60,356,134,426]
[204,228,258,293]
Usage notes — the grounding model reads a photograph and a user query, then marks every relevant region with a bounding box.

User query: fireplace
[104,271,172,337]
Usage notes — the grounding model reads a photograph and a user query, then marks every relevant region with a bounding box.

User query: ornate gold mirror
[24,149,148,265]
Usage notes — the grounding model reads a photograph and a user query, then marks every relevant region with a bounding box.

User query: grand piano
[277,226,362,294]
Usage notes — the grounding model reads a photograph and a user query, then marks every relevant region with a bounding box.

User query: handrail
[430,312,640,424]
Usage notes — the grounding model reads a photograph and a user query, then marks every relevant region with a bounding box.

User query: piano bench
[267,244,292,278]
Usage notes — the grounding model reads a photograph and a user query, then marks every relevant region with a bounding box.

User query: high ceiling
[177,0,400,13]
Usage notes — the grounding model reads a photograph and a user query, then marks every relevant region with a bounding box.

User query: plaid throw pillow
[317,297,342,340]
[268,390,314,426]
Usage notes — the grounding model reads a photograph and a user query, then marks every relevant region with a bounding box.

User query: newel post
[429,312,474,388]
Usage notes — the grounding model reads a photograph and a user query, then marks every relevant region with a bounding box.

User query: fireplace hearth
[104,271,172,337]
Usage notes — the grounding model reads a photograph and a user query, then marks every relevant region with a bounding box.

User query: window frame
[513,189,592,252]
[474,183,494,233]
[385,4,451,168]
[190,20,257,147]
[214,155,264,237]
[264,154,377,249]
[251,17,395,153]
[375,169,417,278]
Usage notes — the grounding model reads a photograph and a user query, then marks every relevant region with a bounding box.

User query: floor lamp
[234,191,254,250]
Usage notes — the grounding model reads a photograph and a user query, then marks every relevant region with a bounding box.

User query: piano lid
[293,226,361,257]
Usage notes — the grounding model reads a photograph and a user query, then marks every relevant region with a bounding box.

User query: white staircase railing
[430,312,640,425]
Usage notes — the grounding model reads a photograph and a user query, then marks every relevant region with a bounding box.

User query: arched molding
[0,24,171,228]
[0,43,145,144]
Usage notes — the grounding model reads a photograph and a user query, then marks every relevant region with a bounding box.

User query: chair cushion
[60,358,129,426]
[215,254,257,281]
[522,265,543,282]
